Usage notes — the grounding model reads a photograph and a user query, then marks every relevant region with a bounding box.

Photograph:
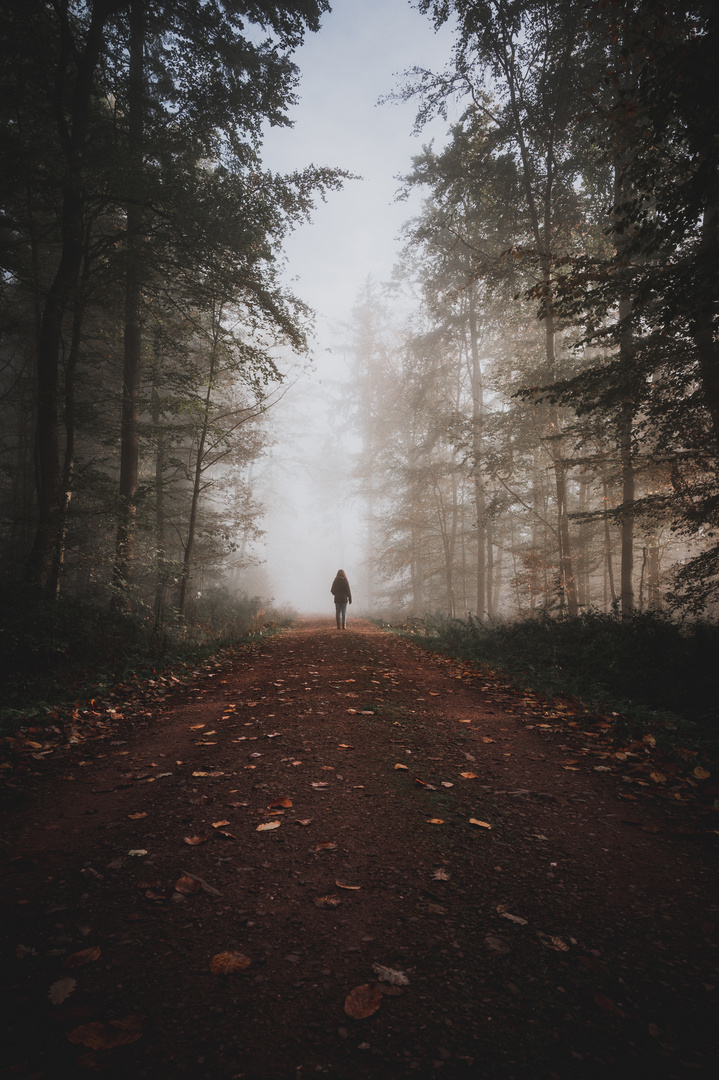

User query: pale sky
[253,0,455,612]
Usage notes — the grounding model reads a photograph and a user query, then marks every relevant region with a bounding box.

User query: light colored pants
[335,602,348,628]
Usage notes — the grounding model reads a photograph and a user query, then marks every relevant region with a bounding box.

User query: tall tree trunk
[467,288,486,621]
[114,0,145,603]
[178,312,220,618]
[692,197,719,464]
[26,8,108,587]
[48,253,90,597]
[603,480,618,609]
[152,379,167,630]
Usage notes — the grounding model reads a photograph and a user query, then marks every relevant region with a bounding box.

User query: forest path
[2,618,717,1079]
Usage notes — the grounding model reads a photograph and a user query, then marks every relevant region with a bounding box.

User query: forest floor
[2,618,718,1080]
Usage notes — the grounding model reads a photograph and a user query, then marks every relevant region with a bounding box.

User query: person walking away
[331,570,352,629]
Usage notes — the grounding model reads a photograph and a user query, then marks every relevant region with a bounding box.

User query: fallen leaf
[64,946,100,968]
[335,881,361,890]
[433,869,450,881]
[378,984,403,996]
[481,737,495,743]
[484,934,511,956]
[496,904,527,925]
[311,781,329,788]
[469,818,492,829]
[67,1015,143,1050]
[210,951,251,974]
[314,894,342,908]
[128,812,147,820]
[694,766,711,780]
[650,771,667,784]
[269,797,293,808]
[174,875,202,895]
[427,818,444,824]
[48,977,77,1004]
[460,771,477,779]
[594,992,626,1017]
[338,744,354,749]
[183,834,208,846]
[643,734,656,748]
[294,819,313,826]
[314,842,337,851]
[189,725,206,730]
[441,781,454,787]
[256,821,280,831]
[344,983,382,1019]
[128,849,147,856]
[372,964,409,986]
[394,763,408,771]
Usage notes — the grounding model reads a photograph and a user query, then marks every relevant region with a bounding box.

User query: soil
[2,618,718,1080]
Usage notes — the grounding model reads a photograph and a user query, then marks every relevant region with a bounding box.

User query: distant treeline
[347,1,719,620]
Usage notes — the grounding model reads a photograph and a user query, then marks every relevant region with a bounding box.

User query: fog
[254,0,453,613]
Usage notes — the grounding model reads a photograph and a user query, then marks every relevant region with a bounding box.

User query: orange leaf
[63,945,100,968]
[427,818,444,824]
[344,983,382,1019]
[393,763,408,770]
[335,880,361,890]
[174,875,202,895]
[650,771,666,784]
[128,812,146,820]
[294,818,312,826]
[183,834,208,846]
[269,797,292,808]
[460,771,477,779]
[314,842,337,851]
[212,820,230,828]
[256,821,280,831]
[210,951,251,974]
[67,1015,143,1050]
[469,818,492,829]
[314,894,342,908]
[694,766,711,780]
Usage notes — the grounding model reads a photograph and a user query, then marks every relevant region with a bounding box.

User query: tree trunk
[113,0,145,603]
[466,288,487,622]
[26,5,108,588]
[618,302,635,616]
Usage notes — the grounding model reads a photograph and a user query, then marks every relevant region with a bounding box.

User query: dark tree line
[0,0,343,624]
[348,0,718,619]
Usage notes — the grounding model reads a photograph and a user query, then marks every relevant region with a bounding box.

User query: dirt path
[2,619,718,1079]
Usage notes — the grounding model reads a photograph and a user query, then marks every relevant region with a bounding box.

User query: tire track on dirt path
[2,618,718,1079]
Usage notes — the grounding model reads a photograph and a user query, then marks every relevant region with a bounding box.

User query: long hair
[335,569,347,579]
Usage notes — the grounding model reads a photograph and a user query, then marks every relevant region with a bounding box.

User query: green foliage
[0,583,293,736]
[397,610,719,746]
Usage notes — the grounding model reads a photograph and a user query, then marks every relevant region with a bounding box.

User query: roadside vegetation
[0,584,294,738]
[388,611,719,752]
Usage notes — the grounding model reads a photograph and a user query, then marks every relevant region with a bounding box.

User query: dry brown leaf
[67,1015,143,1050]
[484,934,511,956]
[496,904,527,925]
[344,983,382,1019]
[63,945,100,968]
[314,894,342,908]
[256,821,280,831]
[212,820,230,828]
[427,818,444,824]
[393,763,408,771]
[650,771,667,784]
[183,834,208,846]
[210,951,251,974]
[460,771,477,779]
[372,964,409,986]
[48,977,76,1004]
[338,744,354,749]
[482,737,495,743]
[694,766,711,780]
[128,812,146,820]
[314,841,337,851]
[174,875,202,895]
[433,869,450,881]
[189,724,206,730]
[269,797,293,808]
[378,983,403,996]
[335,880,361,890]
[294,818,312,826]
[469,818,492,829]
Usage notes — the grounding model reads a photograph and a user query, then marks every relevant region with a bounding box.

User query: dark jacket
[331,575,352,604]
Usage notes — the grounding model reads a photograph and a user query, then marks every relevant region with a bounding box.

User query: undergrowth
[0,583,294,736]
[390,609,719,751]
